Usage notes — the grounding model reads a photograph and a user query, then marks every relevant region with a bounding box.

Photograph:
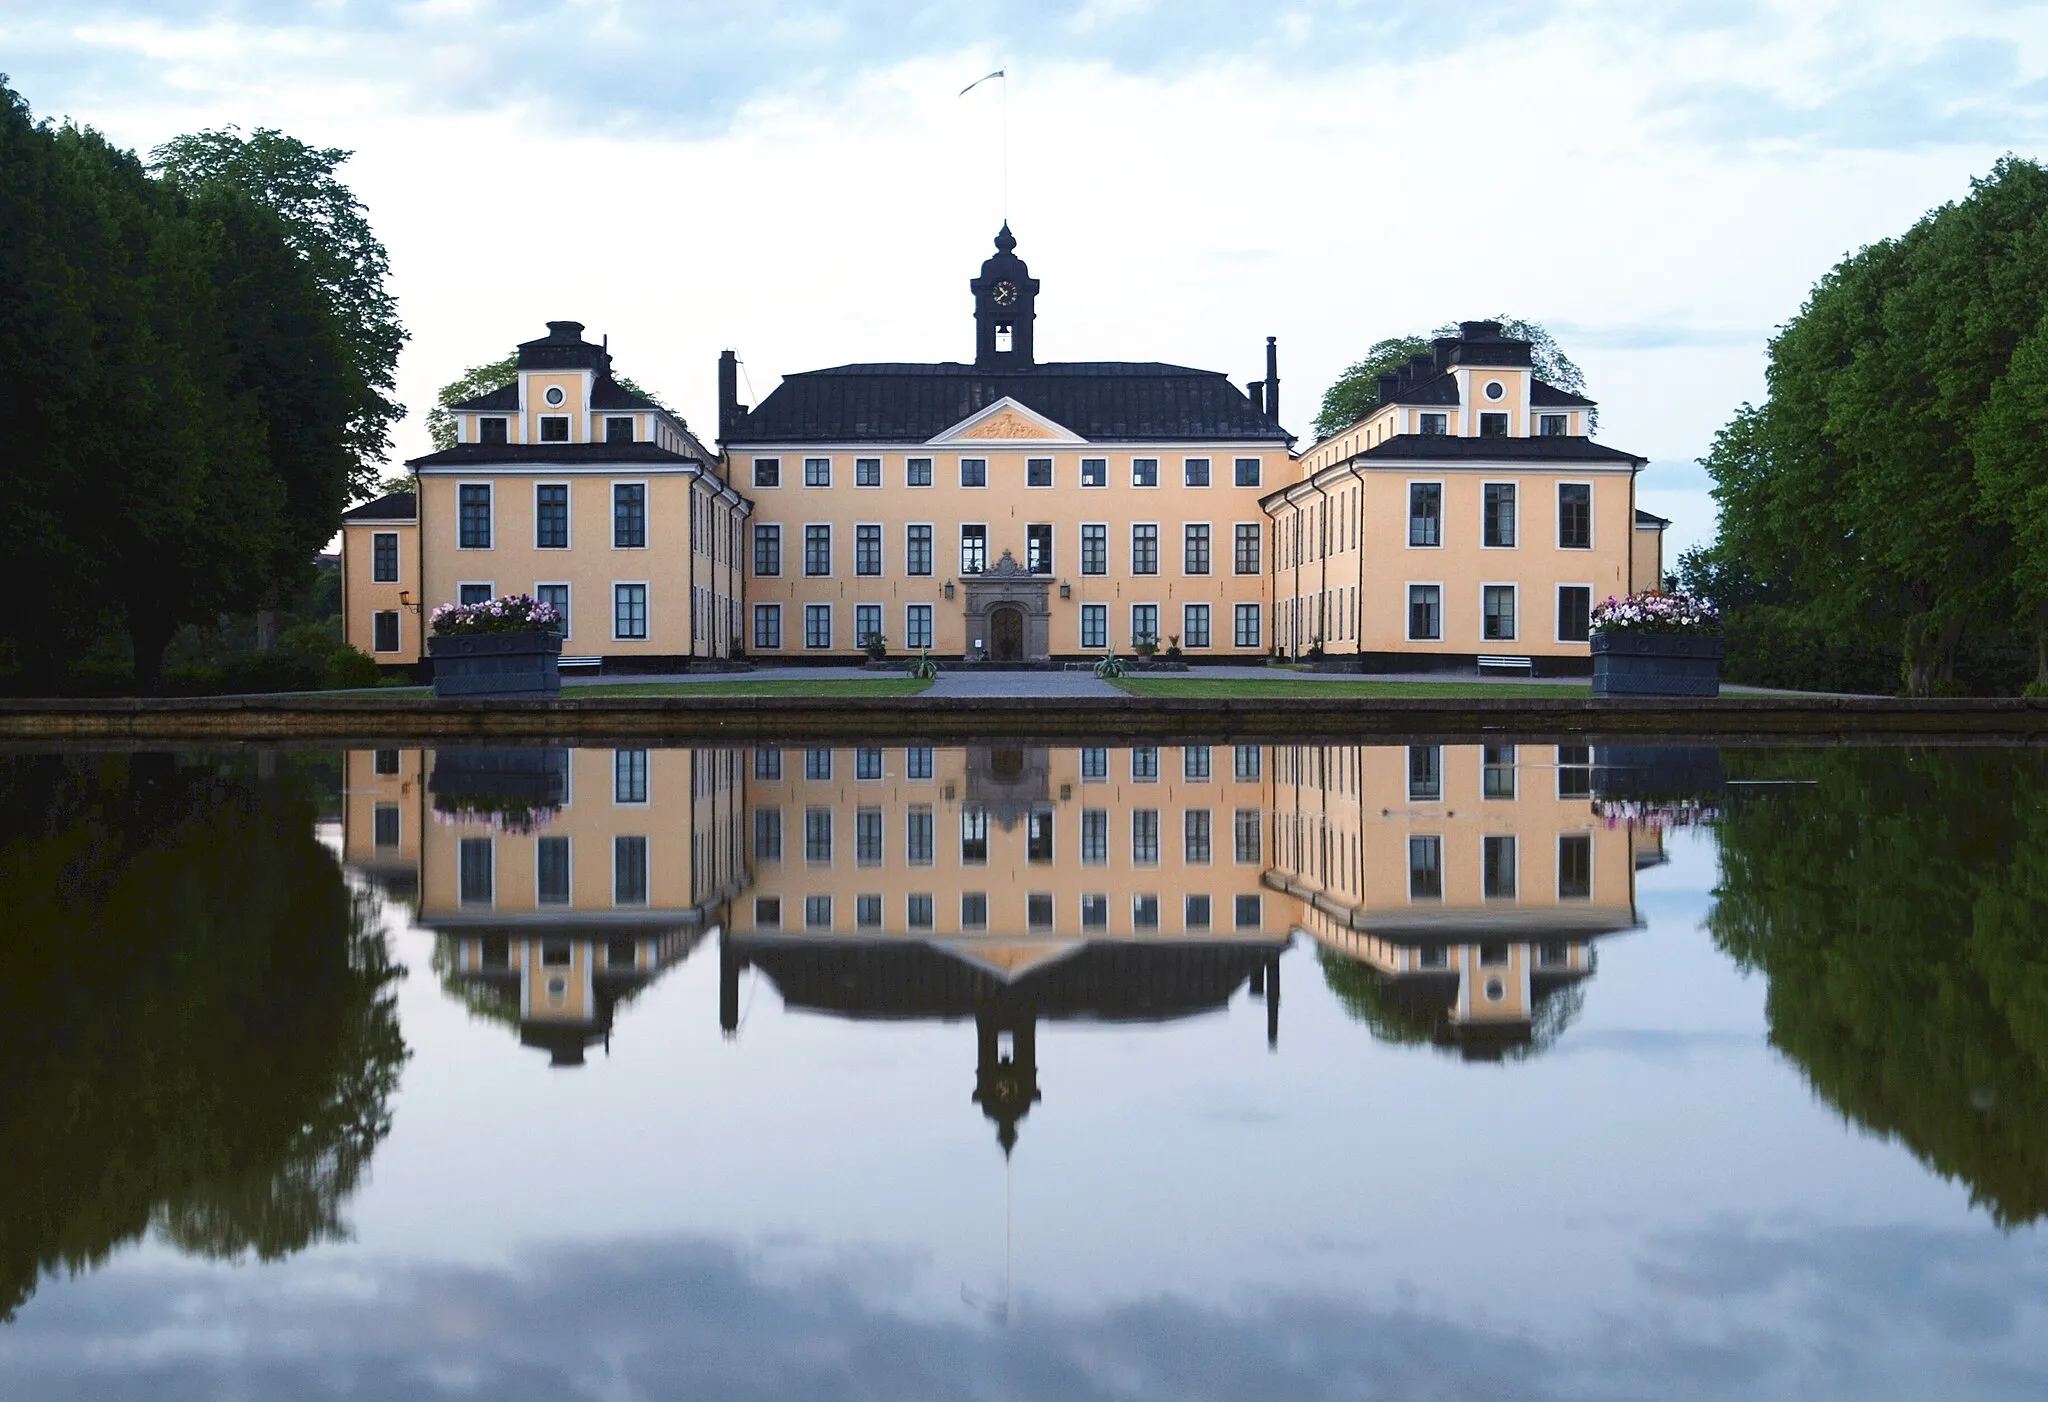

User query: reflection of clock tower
[970,223,1040,368]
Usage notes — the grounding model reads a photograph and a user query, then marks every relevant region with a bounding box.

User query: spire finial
[995,223,1016,254]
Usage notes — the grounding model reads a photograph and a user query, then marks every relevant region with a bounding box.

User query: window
[1081,747,1109,781]
[804,524,831,576]
[372,531,399,582]
[907,806,935,865]
[754,808,782,860]
[1081,808,1109,864]
[613,749,649,803]
[374,803,400,848]
[1183,524,1211,575]
[536,584,569,639]
[855,524,882,576]
[1080,457,1107,488]
[1129,457,1161,488]
[1184,894,1211,929]
[1483,585,1517,641]
[754,604,782,650]
[1538,940,1572,969]
[1408,744,1442,801]
[1559,833,1593,900]
[1183,603,1211,648]
[614,483,646,548]
[961,893,989,930]
[753,458,780,488]
[1132,524,1159,575]
[1483,834,1517,898]
[960,525,987,574]
[534,483,568,548]
[856,808,884,866]
[1081,894,1109,929]
[1027,809,1054,863]
[614,584,648,639]
[855,456,881,487]
[1234,745,1262,781]
[540,415,569,441]
[1234,894,1262,929]
[1183,745,1211,781]
[458,484,491,548]
[615,836,649,905]
[1479,412,1509,437]
[372,610,400,653]
[1081,524,1107,575]
[529,835,569,903]
[1184,809,1212,863]
[804,807,832,864]
[804,457,831,487]
[856,894,883,928]
[753,524,781,576]
[905,604,933,650]
[479,417,508,445]
[855,747,883,781]
[755,748,783,780]
[907,893,935,928]
[959,457,987,488]
[804,604,832,649]
[805,895,832,929]
[1419,413,1448,435]
[1234,523,1261,574]
[1235,457,1261,487]
[1131,604,1159,648]
[375,749,400,775]
[1184,457,1211,487]
[1027,524,1053,575]
[1409,836,1443,899]
[1558,483,1592,549]
[1484,484,1517,547]
[855,603,883,651]
[1558,585,1592,643]
[1234,604,1262,649]
[1408,585,1442,641]
[1133,894,1160,929]
[1027,457,1053,487]
[906,524,934,576]
[1133,748,1158,779]
[1409,483,1442,546]
[1557,744,1593,800]
[1483,744,1517,799]
[907,747,934,779]
[606,416,634,443]
[906,456,932,487]
[1132,809,1160,865]
[1080,603,1108,650]
[961,808,988,864]
[459,838,493,905]
[1543,413,1572,437]
[1233,809,1261,863]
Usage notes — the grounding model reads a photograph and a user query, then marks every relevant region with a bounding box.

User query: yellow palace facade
[341,230,1658,673]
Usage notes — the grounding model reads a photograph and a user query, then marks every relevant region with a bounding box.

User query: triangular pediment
[929,397,1086,446]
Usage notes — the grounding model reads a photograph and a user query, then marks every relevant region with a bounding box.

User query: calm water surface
[1,741,2043,1400]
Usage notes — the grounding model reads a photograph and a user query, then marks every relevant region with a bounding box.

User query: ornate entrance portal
[961,552,1052,662]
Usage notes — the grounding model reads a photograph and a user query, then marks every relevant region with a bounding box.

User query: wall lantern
[943,580,956,600]
[1058,580,1072,599]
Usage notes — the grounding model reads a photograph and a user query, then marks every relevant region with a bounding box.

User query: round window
[546,976,567,1003]
[1484,977,1506,1002]
[545,386,565,406]
[1484,381,1505,401]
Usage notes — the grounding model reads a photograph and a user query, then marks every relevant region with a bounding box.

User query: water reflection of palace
[343,742,1660,1086]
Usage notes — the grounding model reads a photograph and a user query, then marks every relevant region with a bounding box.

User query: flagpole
[959,68,1009,227]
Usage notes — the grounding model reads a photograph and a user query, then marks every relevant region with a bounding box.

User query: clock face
[992,280,1020,307]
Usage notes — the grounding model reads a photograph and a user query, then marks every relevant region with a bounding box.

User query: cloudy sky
[6,0,2047,553]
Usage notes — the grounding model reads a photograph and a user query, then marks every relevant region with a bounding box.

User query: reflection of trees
[1315,947,1586,1062]
[0,753,406,1318]
[1710,749,2048,1226]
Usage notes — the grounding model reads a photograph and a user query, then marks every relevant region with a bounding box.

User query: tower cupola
[970,223,1040,367]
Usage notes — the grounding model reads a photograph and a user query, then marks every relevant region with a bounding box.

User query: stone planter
[429,631,562,699]
[1591,632,1724,698]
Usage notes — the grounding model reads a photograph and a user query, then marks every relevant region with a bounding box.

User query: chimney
[1408,353,1436,383]
[1431,337,1458,371]
[718,349,743,445]
[1264,336,1280,425]
[1376,371,1401,403]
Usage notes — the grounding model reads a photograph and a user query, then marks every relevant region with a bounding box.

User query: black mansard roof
[1377,372,1597,410]
[449,376,666,414]
[452,383,519,411]
[406,442,707,469]
[727,361,1293,445]
[1353,434,1644,465]
[342,491,416,521]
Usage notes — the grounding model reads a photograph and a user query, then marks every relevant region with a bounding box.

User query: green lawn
[1110,677,1592,699]
[567,677,935,698]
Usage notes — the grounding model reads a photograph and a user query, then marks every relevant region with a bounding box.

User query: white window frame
[1079,457,1108,488]
[753,602,783,651]
[1181,520,1213,576]
[371,530,400,583]
[1233,456,1262,488]
[1407,581,1444,642]
[612,834,651,908]
[1079,602,1109,651]
[1557,480,1595,550]
[853,602,885,650]
[905,456,934,488]
[1025,456,1055,489]
[753,457,782,489]
[1556,582,1595,645]
[1481,582,1518,643]
[1131,522,1160,576]
[1131,457,1159,488]
[372,609,401,653]
[456,481,494,550]
[1407,479,1444,549]
[804,602,833,650]
[854,521,884,578]
[958,456,988,489]
[904,602,935,651]
[1130,602,1160,647]
[803,521,833,578]
[1080,521,1109,576]
[1557,831,1595,901]
[905,522,935,577]
[959,523,989,575]
[456,580,496,607]
[1233,602,1262,650]
[612,581,650,641]
[1182,602,1211,649]
[533,481,572,550]
[1182,456,1212,488]
[803,456,832,488]
[752,521,782,577]
[612,479,650,550]
[535,582,571,640]
[1481,480,1519,550]
[854,456,883,488]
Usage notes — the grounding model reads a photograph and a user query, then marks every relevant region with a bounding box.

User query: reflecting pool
[1,742,2044,1400]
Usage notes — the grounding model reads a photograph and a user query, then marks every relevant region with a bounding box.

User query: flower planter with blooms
[1589,591,1724,698]
[427,594,564,698]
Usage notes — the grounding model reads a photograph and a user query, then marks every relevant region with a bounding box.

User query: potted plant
[862,630,888,663]
[1133,635,1158,660]
[1165,633,1182,660]
[1093,651,1127,679]
[1589,591,1724,698]
[908,651,940,680]
[428,594,563,699]
[1306,639,1325,662]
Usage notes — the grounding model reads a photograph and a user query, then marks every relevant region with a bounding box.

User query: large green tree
[1311,318,1590,440]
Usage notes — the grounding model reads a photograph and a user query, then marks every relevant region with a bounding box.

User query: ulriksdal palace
[342,227,1666,675]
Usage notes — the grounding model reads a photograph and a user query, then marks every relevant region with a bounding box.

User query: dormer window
[544,386,566,406]
[540,415,570,442]
[1539,414,1568,436]
[1419,413,1448,436]
[478,417,508,445]
[1479,413,1509,437]
[995,323,1013,353]
[606,416,634,443]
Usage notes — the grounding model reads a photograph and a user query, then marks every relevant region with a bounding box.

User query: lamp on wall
[397,590,422,614]
[1058,580,1072,599]
[943,580,956,600]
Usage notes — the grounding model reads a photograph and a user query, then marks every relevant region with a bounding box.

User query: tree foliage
[426,354,681,452]
[1695,157,2048,694]
[1311,318,1591,440]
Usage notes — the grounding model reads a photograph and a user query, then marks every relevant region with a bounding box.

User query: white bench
[1477,655,1533,674]
[558,655,603,670]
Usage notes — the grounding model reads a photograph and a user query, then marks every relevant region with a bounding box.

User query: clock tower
[970,223,1039,368]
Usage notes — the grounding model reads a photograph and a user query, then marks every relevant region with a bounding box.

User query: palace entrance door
[990,606,1025,662]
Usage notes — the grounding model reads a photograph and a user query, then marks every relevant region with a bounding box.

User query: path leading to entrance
[924,669,1122,698]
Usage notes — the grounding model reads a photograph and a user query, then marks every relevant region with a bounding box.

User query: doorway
[989,606,1024,662]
